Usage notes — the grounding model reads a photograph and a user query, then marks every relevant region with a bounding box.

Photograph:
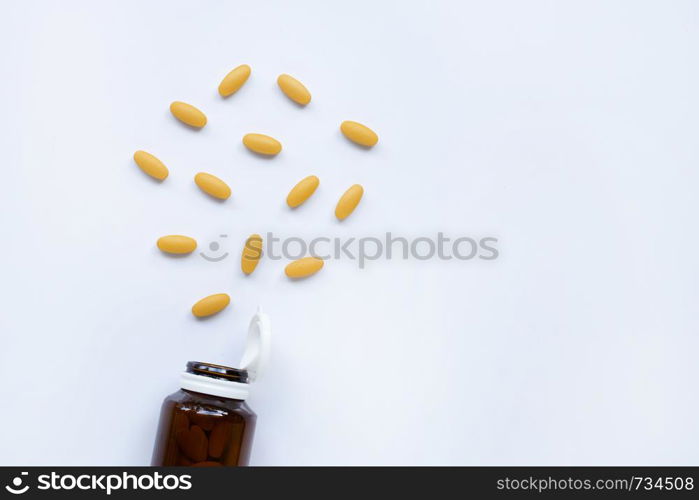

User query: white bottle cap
[179,307,271,401]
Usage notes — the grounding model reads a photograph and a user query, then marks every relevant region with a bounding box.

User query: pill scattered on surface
[340,121,378,147]
[285,257,324,279]
[194,172,231,200]
[243,133,282,156]
[157,235,197,255]
[277,74,311,105]
[335,184,364,220]
[287,175,319,208]
[170,101,207,128]
[191,293,230,318]
[133,150,168,181]
[241,234,263,275]
[218,64,251,97]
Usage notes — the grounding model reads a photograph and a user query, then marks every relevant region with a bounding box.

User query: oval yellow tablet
[335,184,364,220]
[218,64,251,97]
[277,74,311,105]
[157,235,197,254]
[287,175,319,208]
[191,293,230,318]
[243,133,282,156]
[133,150,168,181]
[241,234,263,275]
[194,172,231,200]
[340,121,378,147]
[170,101,207,128]
[285,257,324,279]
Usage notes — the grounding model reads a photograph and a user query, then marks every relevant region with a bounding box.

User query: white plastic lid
[239,306,271,382]
[180,307,271,401]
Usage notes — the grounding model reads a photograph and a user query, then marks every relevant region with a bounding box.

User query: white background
[0,0,698,465]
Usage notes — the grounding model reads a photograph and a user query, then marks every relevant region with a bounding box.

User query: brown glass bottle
[151,362,257,466]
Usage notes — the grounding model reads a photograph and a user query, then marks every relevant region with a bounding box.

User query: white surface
[0,0,698,465]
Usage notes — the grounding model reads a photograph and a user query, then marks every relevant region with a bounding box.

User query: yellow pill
[277,74,311,105]
[285,257,324,279]
[194,172,231,200]
[287,175,319,208]
[218,64,251,97]
[191,293,230,318]
[157,235,197,254]
[335,184,364,220]
[243,133,282,156]
[133,150,168,181]
[170,101,207,128]
[340,121,378,147]
[241,234,263,275]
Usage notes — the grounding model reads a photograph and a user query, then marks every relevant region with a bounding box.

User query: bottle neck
[180,371,250,400]
[180,361,250,400]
